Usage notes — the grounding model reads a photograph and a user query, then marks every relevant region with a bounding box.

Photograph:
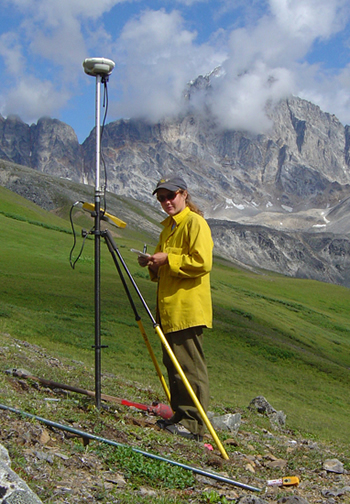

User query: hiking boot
[156,418,203,442]
[157,420,203,441]
[164,423,194,438]
[156,418,173,430]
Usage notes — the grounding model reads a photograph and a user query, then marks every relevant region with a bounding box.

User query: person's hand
[137,252,168,272]
[149,252,168,268]
[137,255,150,267]
[145,252,168,273]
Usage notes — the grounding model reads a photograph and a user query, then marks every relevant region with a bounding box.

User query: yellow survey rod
[154,324,229,460]
[136,319,171,404]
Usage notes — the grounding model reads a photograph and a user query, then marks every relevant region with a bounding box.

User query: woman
[139,176,213,441]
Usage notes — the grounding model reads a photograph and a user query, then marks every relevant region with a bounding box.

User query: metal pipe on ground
[0,403,261,492]
[9,370,173,419]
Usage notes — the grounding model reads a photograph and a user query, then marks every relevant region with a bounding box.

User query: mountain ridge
[1,92,350,287]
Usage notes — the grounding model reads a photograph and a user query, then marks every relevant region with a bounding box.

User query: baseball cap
[152,176,187,195]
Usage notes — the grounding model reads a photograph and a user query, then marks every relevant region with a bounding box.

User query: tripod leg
[103,231,171,403]
[136,319,171,403]
[154,324,229,460]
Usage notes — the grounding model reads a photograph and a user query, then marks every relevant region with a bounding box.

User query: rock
[224,438,239,446]
[3,95,350,216]
[269,410,286,428]
[237,496,268,504]
[39,430,50,445]
[0,115,83,182]
[103,472,127,488]
[209,221,350,287]
[245,463,256,473]
[249,396,276,415]
[139,486,157,497]
[277,497,309,504]
[33,450,54,463]
[322,486,350,497]
[323,458,344,474]
[223,489,240,500]
[0,445,10,465]
[265,458,288,470]
[209,413,241,432]
[0,443,43,503]
[248,397,286,429]
[5,368,32,377]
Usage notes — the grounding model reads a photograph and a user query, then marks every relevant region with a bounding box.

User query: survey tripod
[81,56,228,459]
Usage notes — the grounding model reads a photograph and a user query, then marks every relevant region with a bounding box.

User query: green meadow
[0,185,349,445]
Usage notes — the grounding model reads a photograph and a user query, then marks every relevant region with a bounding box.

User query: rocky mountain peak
[0,114,83,181]
[79,95,350,221]
[2,93,350,287]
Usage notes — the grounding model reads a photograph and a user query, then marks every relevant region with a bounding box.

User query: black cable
[69,201,92,270]
[69,75,110,270]
[100,76,109,214]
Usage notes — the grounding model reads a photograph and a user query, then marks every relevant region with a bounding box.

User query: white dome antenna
[83,57,115,77]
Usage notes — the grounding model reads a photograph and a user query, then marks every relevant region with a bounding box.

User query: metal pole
[0,403,261,492]
[94,74,102,409]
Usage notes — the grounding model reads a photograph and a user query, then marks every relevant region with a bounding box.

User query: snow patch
[225,198,245,210]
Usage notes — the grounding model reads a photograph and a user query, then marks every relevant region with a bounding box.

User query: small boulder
[0,443,43,503]
[238,496,268,504]
[249,396,276,415]
[277,497,309,504]
[210,413,241,432]
[323,458,344,474]
[248,396,286,428]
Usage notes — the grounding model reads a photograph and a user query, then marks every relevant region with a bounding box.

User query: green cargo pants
[162,326,209,437]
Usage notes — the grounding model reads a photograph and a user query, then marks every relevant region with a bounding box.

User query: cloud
[208,63,294,133]
[195,0,350,132]
[269,0,349,41]
[1,76,69,122]
[109,0,350,133]
[174,0,208,5]
[0,0,127,123]
[5,0,123,22]
[0,32,25,75]
[13,0,121,72]
[1,0,350,134]
[297,63,350,125]
[113,8,225,121]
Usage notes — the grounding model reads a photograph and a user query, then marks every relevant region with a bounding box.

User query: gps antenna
[82,57,115,409]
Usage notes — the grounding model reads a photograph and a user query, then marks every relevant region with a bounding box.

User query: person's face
[156,188,187,216]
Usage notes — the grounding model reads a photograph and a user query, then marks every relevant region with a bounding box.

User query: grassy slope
[0,185,349,446]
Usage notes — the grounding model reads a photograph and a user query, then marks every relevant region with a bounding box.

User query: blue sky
[1,0,350,143]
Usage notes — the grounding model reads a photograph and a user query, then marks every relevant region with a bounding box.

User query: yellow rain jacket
[150,206,213,334]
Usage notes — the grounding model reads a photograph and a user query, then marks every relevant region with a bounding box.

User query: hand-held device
[131,249,150,258]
